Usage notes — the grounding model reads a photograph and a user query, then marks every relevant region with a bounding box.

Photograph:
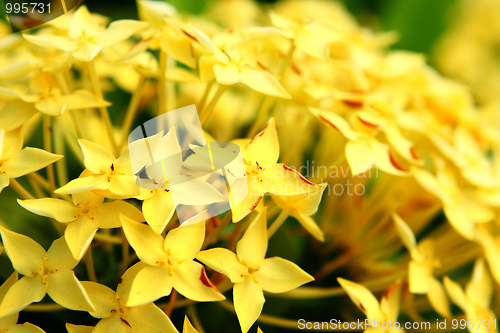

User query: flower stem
[267,208,291,238]
[200,84,227,126]
[94,232,123,244]
[25,303,65,312]
[85,247,97,282]
[43,114,56,194]
[202,211,232,249]
[166,289,177,317]
[197,81,214,113]
[53,118,68,188]
[158,50,167,115]
[87,61,119,156]
[186,306,206,333]
[10,178,35,199]
[119,228,129,275]
[121,75,146,149]
[247,96,275,138]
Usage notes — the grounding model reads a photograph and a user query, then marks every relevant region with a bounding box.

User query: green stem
[85,247,97,282]
[166,289,177,317]
[9,178,35,199]
[197,80,214,113]
[158,50,167,115]
[119,228,129,275]
[200,85,227,126]
[121,75,146,149]
[186,306,206,333]
[202,212,232,249]
[87,61,119,156]
[247,96,275,138]
[43,114,56,194]
[25,303,65,312]
[267,208,291,238]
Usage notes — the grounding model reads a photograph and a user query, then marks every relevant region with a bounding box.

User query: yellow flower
[55,140,140,199]
[338,278,403,333]
[18,191,144,259]
[0,230,94,317]
[190,26,292,99]
[444,259,497,333]
[0,128,63,194]
[232,118,323,222]
[270,183,327,241]
[0,272,46,332]
[393,213,451,318]
[121,215,225,306]
[24,5,149,62]
[197,209,314,333]
[310,107,409,176]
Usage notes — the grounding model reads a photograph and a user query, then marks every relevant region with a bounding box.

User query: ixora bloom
[270,183,327,241]
[310,107,410,176]
[23,5,149,62]
[197,209,314,333]
[444,259,497,333]
[0,230,94,317]
[55,140,140,199]
[190,25,292,99]
[393,213,451,318]
[0,272,46,332]
[18,191,144,259]
[337,278,402,333]
[232,118,323,222]
[0,128,62,193]
[121,215,225,306]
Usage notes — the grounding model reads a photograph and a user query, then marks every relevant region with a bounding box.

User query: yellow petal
[0,172,9,193]
[164,221,205,262]
[71,191,104,207]
[116,261,147,302]
[443,204,475,240]
[295,31,329,61]
[0,100,37,131]
[270,183,326,217]
[310,107,358,140]
[73,43,103,62]
[80,281,116,319]
[409,261,433,294]
[46,236,79,270]
[392,213,417,252]
[231,191,264,223]
[170,178,226,206]
[126,303,178,332]
[66,324,94,333]
[183,316,199,333]
[196,248,247,284]
[241,68,291,99]
[213,64,242,85]
[384,124,421,164]
[379,282,401,322]
[0,272,19,328]
[244,118,279,168]
[55,174,111,194]
[18,198,79,223]
[428,278,451,319]
[95,20,149,46]
[120,215,166,265]
[0,227,45,277]
[345,140,376,176]
[143,190,176,234]
[233,276,265,333]
[3,148,62,179]
[63,90,111,111]
[443,276,468,312]
[293,214,325,242]
[199,54,217,82]
[263,164,321,196]
[236,209,267,268]
[337,278,383,322]
[78,139,116,175]
[137,0,177,27]
[5,323,47,332]
[465,258,492,309]
[371,140,409,176]
[46,269,94,312]
[95,200,144,229]
[171,261,225,302]
[68,6,102,40]
[0,275,46,318]
[65,218,99,260]
[126,265,173,307]
[93,314,129,333]
[257,257,314,293]
[160,31,196,69]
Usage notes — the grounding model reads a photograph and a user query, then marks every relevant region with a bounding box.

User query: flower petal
[409,261,433,294]
[213,64,242,85]
[0,226,45,277]
[55,174,111,194]
[126,265,173,307]
[126,303,178,333]
[0,172,9,193]
[4,323,47,332]
[46,236,79,270]
[263,164,321,196]
[241,68,291,99]
[337,278,383,322]
[63,90,111,111]
[345,140,376,177]
[95,20,149,46]
[73,43,103,62]
[443,276,467,312]
[95,200,144,229]
[295,31,329,61]
[18,198,79,223]
[236,209,267,268]
[196,248,247,284]
[121,215,166,265]
[64,218,99,260]
[183,316,199,333]
[257,257,314,293]
[428,278,451,319]
[293,214,325,242]
[164,220,205,262]
[465,258,493,310]
[392,213,417,251]
[80,281,116,319]
[244,118,279,168]
[0,275,46,318]
[66,324,94,333]
[78,139,115,175]
[310,107,358,140]
[93,314,129,333]
[171,261,225,302]
[0,272,19,328]
[3,148,63,179]
[233,276,265,333]
[46,269,94,312]
[143,190,176,234]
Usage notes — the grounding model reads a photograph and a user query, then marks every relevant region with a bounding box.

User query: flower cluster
[0,0,499,332]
